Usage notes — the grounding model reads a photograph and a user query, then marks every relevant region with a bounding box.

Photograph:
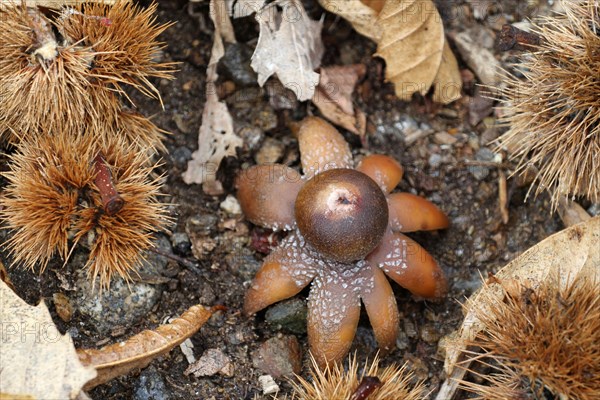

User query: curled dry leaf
[319,0,461,104]
[183,0,242,187]
[0,280,96,399]
[251,0,324,101]
[77,304,215,390]
[436,217,600,400]
[312,64,367,137]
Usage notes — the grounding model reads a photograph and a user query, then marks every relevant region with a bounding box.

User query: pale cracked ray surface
[244,230,318,314]
[368,229,446,299]
[308,259,373,366]
[357,262,399,353]
[236,164,303,231]
[297,117,353,179]
[273,231,320,288]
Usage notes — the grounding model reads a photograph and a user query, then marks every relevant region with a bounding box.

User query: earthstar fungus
[237,117,449,366]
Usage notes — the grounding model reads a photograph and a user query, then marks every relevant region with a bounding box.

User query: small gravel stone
[220,195,242,215]
[429,153,443,168]
[252,335,302,378]
[170,146,193,169]
[258,375,280,395]
[171,232,191,255]
[255,137,285,165]
[433,132,458,145]
[186,214,219,236]
[221,43,258,86]
[185,348,234,377]
[396,329,409,350]
[238,126,264,151]
[134,366,170,400]
[265,298,307,335]
[140,234,171,275]
[420,323,442,344]
[452,30,501,85]
[172,113,192,134]
[468,147,496,179]
[588,203,600,217]
[71,252,162,334]
[404,319,418,338]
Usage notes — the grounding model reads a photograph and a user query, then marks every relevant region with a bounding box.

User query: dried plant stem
[148,247,200,272]
[93,153,124,216]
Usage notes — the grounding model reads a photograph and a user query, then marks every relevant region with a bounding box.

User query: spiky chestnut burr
[0,1,175,148]
[288,354,428,400]
[497,1,600,209]
[0,133,170,289]
[456,275,600,399]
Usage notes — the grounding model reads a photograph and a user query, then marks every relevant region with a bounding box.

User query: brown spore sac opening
[295,169,388,263]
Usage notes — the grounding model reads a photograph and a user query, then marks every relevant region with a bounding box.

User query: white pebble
[258,375,279,395]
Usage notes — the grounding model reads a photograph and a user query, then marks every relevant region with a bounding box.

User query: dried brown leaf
[77,304,214,389]
[432,41,462,105]
[251,0,324,101]
[0,280,96,399]
[319,0,461,103]
[318,0,381,41]
[375,0,445,100]
[437,217,600,400]
[312,64,367,136]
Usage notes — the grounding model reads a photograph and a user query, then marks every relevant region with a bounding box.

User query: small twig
[93,153,125,216]
[497,24,542,52]
[149,247,202,274]
[498,169,509,224]
[461,160,511,168]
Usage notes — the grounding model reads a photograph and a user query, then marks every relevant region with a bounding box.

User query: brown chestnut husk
[295,168,388,263]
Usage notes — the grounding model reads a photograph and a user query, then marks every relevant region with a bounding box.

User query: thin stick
[148,247,202,274]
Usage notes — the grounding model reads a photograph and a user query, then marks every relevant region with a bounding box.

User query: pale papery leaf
[77,304,214,389]
[183,0,242,185]
[251,0,324,101]
[0,280,96,399]
[229,0,266,18]
[436,217,600,400]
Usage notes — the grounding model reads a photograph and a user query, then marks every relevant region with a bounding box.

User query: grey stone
[221,43,258,86]
[171,232,191,255]
[134,366,170,400]
[252,335,302,378]
[265,298,307,335]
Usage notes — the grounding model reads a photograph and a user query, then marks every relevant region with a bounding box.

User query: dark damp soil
[1,0,565,399]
